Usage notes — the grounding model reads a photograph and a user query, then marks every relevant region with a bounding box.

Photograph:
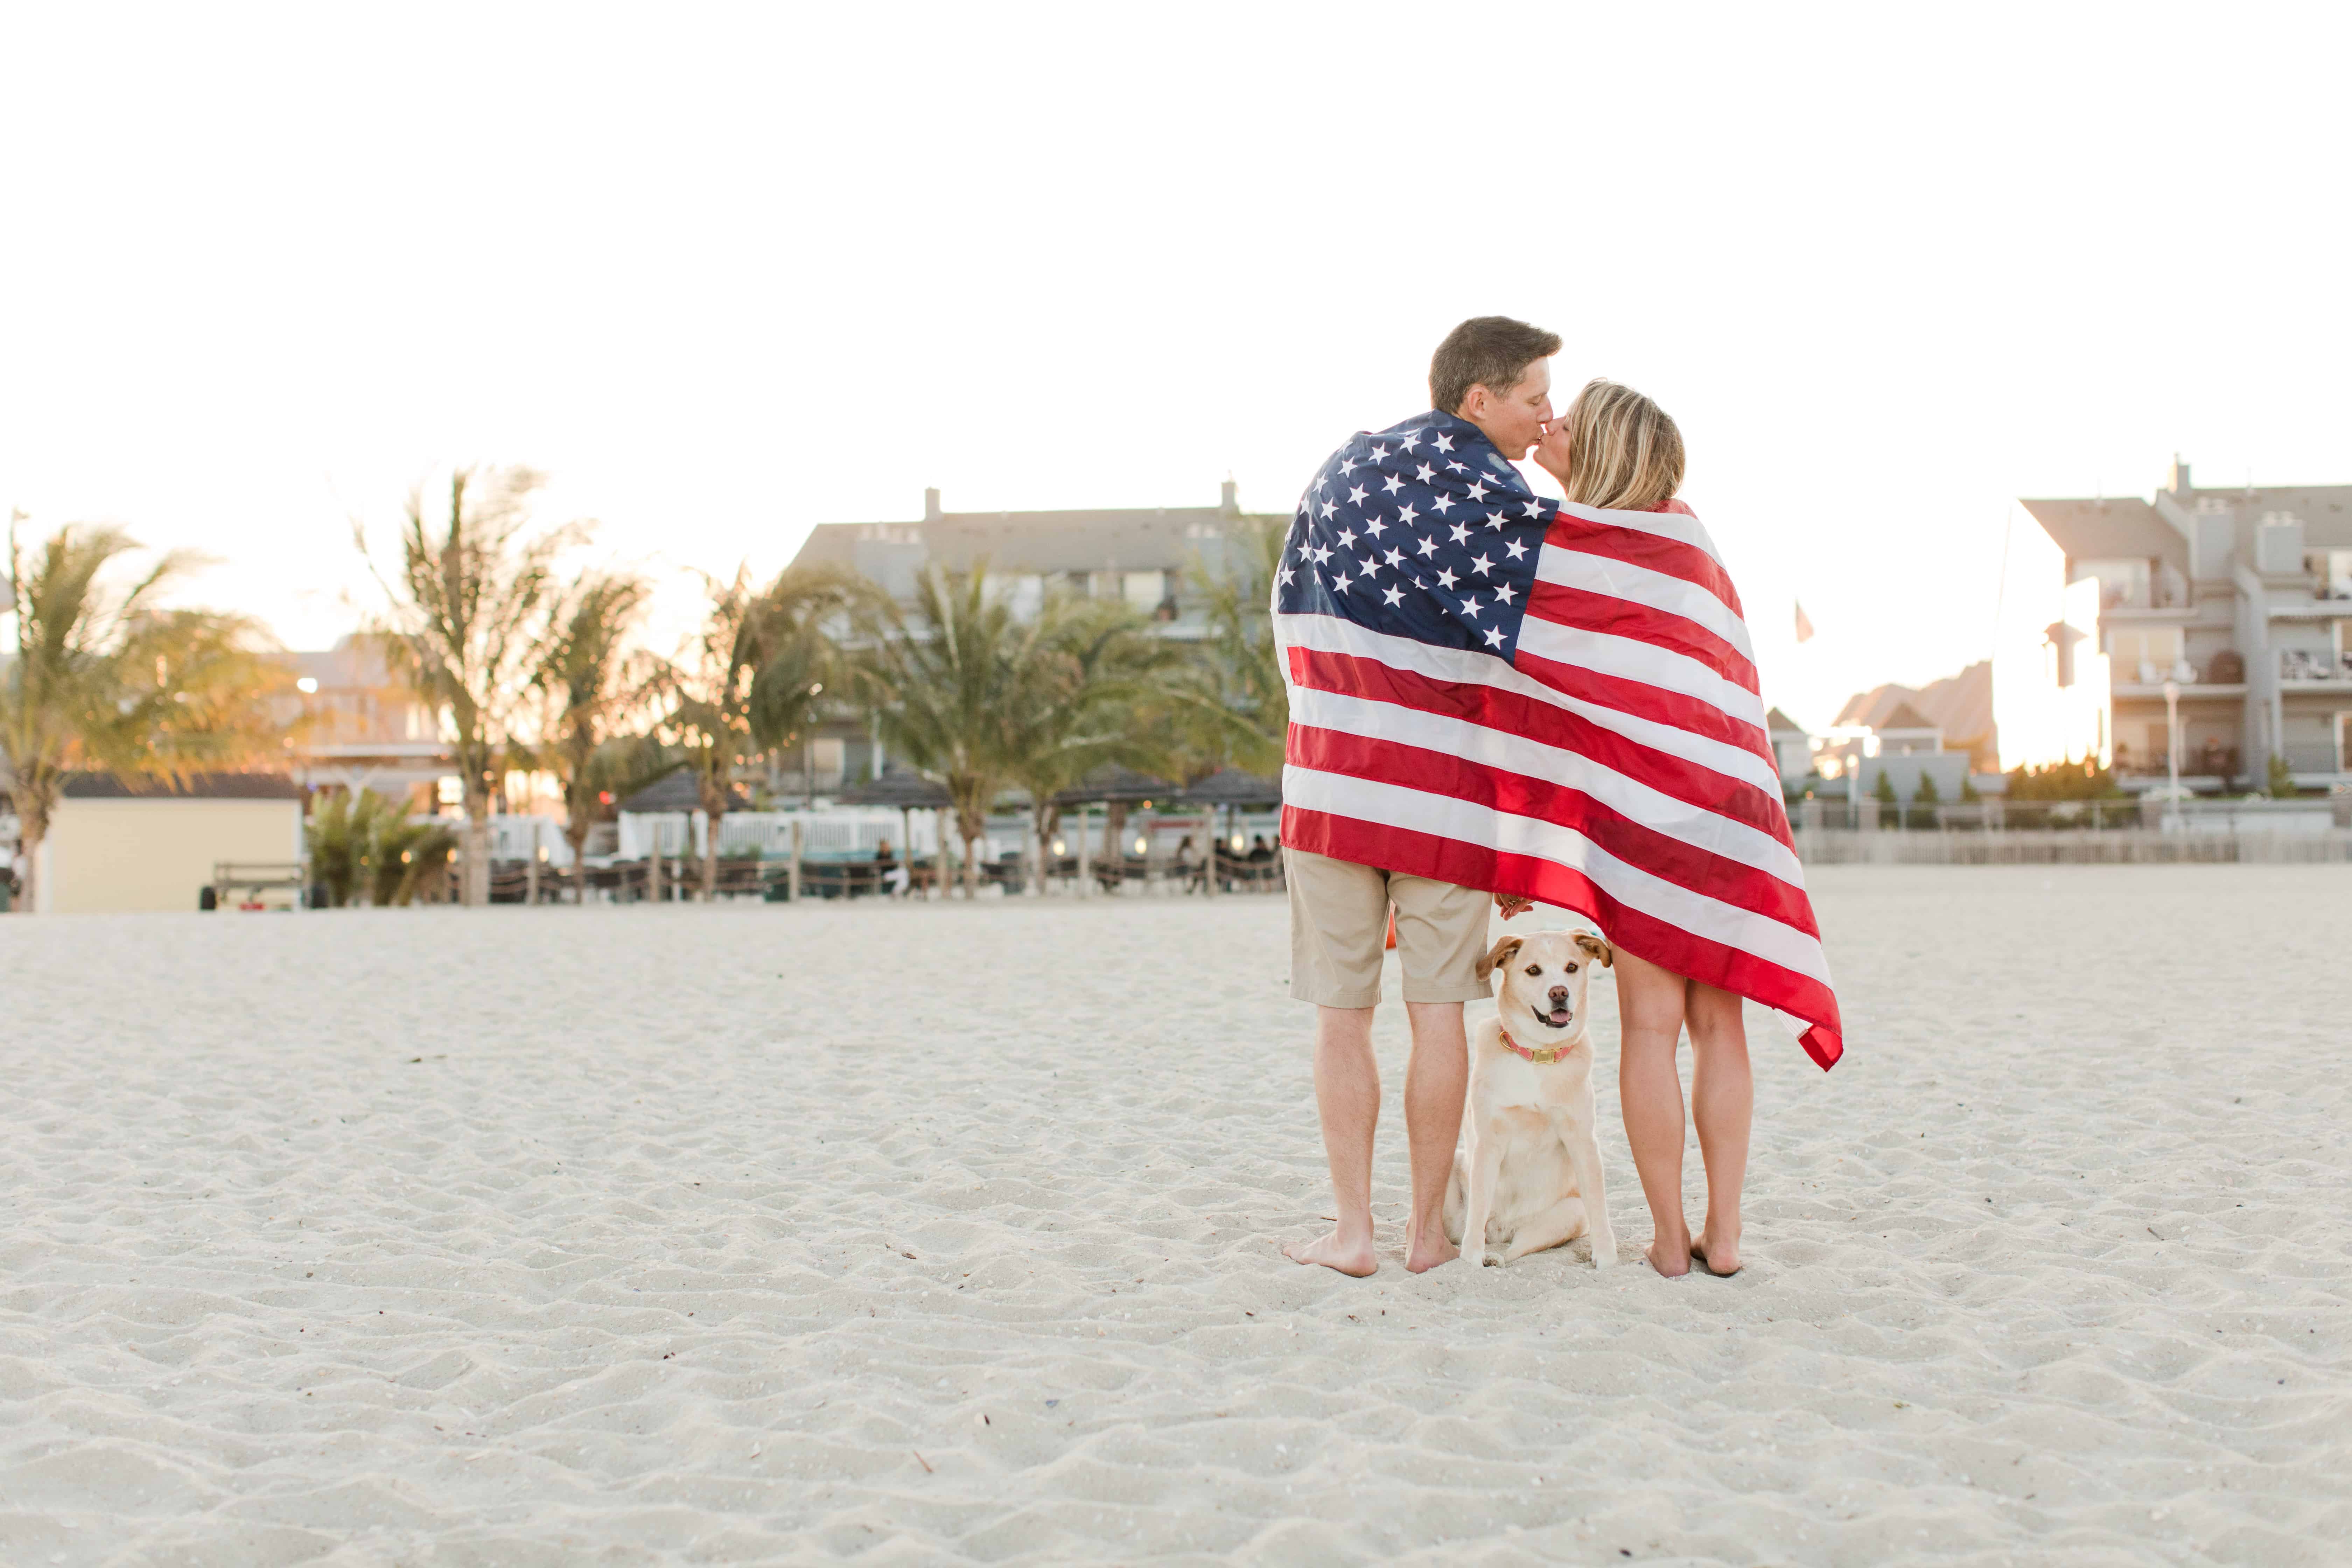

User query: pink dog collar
[1498,1027,1577,1066]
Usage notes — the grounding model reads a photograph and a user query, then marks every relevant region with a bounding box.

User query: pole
[1075,805,1091,897]
[2163,678,2182,831]
[789,817,803,903]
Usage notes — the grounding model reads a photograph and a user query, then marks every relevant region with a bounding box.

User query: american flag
[1273,410,1844,1070]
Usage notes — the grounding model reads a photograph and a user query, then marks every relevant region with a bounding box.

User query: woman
[1526,379,1751,1279]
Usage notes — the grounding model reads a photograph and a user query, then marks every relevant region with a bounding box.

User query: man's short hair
[1428,316,1562,415]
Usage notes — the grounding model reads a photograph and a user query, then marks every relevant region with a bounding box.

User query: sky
[4,2,2348,731]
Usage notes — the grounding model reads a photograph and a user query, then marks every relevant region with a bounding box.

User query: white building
[1994,459,2352,791]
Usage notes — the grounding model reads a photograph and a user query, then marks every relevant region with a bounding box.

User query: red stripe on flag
[1548,513,1747,617]
[1286,722,1819,937]
[1525,579,1760,695]
[1287,645,1795,850]
[1283,805,1843,1070]
[1508,644,1781,772]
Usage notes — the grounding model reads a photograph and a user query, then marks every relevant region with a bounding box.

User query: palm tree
[746,562,868,788]
[532,569,659,896]
[356,467,584,906]
[2,517,287,914]
[998,597,1189,893]
[854,564,1046,898]
[660,565,765,902]
[1176,510,1291,774]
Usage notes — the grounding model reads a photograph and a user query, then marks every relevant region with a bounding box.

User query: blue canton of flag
[1274,410,1552,660]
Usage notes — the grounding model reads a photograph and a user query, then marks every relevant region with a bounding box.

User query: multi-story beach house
[1994,459,2352,793]
[778,482,1280,793]
[280,637,453,807]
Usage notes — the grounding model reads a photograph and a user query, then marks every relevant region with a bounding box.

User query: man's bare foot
[1646,1235,1692,1277]
[1404,1218,1460,1273]
[1283,1230,1378,1277]
[1690,1231,1742,1276]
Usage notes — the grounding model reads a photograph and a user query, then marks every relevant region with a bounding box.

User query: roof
[2018,497,2188,569]
[1764,707,1809,738]
[787,489,1285,600]
[62,771,302,801]
[1177,766,1282,806]
[2178,483,2352,548]
[618,771,748,813]
[286,634,404,690]
[1053,765,1175,806]
[836,766,952,808]
[1877,701,1940,733]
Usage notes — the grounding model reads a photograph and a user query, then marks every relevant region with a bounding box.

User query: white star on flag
[1504,538,1527,560]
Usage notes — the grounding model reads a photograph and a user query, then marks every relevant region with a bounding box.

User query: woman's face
[1533,413,1576,483]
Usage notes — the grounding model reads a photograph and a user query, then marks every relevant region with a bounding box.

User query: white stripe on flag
[1534,544,1756,663]
[1557,499,1727,562]
[1287,684,1807,889]
[1514,617,1769,730]
[1274,612,1783,798]
[1285,763,1834,988]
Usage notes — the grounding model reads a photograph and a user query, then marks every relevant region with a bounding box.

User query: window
[2108,626,2183,682]
[810,737,845,779]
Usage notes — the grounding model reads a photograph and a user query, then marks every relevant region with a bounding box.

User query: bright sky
[4,4,2346,731]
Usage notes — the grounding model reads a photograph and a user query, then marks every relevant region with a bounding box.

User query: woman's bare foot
[1647,1231,1692,1277]
[1283,1230,1378,1277]
[1690,1228,1742,1276]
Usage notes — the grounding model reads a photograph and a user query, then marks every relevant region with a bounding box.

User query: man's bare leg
[1401,1000,1467,1272]
[1283,1004,1380,1276]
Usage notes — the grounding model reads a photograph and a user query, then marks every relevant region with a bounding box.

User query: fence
[1788,794,2351,863]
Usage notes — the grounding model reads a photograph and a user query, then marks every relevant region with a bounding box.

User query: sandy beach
[2,864,2347,1566]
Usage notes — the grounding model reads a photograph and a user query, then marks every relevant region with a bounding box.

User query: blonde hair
[1559,378,1684,511]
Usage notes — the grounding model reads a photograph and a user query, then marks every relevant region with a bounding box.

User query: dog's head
[1477,929,1612,1036]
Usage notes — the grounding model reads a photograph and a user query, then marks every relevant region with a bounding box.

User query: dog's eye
[1523,965,1541,976]
[1565,964,1578,974]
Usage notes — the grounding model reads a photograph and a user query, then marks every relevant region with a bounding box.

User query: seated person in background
[1247,834,1274,863]
[874,837,909,897]
[1174,834,1206,893]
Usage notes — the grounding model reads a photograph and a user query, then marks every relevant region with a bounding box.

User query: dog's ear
[1572,931,1614,968]
[1476,936,1523,982]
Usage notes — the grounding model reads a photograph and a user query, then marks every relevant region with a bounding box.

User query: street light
[2162,678,2182,830]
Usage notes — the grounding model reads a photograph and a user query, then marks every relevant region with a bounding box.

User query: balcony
[2110,652,2247,700]
[2278,649,2352,688]
[2113,743,2240,783]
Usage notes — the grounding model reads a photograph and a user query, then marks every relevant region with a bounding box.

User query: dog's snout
[1548,985,1569,1006]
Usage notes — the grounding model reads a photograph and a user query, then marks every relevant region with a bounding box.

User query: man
[1279,315,1559,1275]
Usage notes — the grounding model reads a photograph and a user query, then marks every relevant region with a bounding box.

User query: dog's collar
[1499,1027,1577,1066]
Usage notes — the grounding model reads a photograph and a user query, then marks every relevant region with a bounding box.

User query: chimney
[2166,455,2191,497]
[1219,478,1238,515]
[923,487,941,522]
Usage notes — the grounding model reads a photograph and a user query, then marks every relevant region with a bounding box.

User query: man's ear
[1572,932,1614,968]
[1476,936,1523,982]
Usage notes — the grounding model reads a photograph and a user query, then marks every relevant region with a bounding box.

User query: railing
[2279,650,2352,682]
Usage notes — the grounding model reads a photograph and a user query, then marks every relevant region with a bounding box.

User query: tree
[997,597,1188,894]
[306,787,401,906]
[357,467,584,906]
[1907,770,1941,830]
[2,518,287,914]
[746,563,870,795]
[660,565,768,902]
[1870,768,1900,828]
[532,570,660,895]
[2266,753,2299,799]
[1172,512,1290,775]
[854,564,1045,898]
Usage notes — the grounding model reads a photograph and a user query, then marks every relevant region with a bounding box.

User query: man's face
[1460,359,1554,458]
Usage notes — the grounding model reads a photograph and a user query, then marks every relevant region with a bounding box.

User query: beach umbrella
[1050,765,1174,808]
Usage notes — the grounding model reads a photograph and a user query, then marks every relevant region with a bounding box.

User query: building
[780,482,1282,793]
[281,636,453,807]
[32,772,303,913]
[1995,458,2352,792]
[1831,663,1997,770]
[1813,696,1973,806]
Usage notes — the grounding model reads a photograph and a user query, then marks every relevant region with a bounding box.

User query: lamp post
[2162,678,2182,831]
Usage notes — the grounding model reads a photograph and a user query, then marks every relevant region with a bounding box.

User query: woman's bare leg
[1611,947,1692,1276]
[1684,981,1751,1272]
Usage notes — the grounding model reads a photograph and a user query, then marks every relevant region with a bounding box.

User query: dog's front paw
[1479,1250,1503,1268]
[1589,1238,1619,1269]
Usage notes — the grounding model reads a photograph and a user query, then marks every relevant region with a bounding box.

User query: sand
[1,865,2347,1566]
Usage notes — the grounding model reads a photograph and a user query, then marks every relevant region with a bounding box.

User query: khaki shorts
[1286,847,1490,1008]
